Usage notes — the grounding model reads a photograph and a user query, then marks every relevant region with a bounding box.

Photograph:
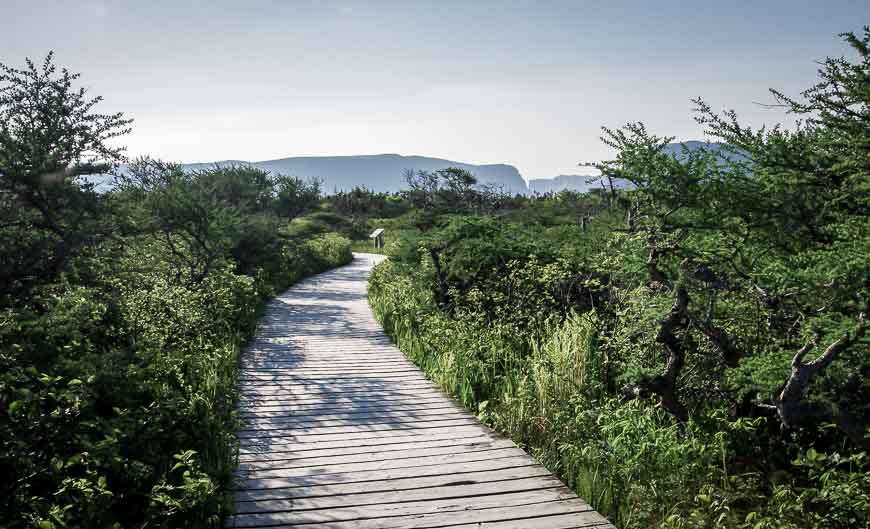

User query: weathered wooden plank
[234,456,539,490]
[238,438,514,469]
[236,416,480,438]
[235,474,566,513]
[237,380,437,394]
[240,360,418,370]
[236,390,450,407]
[239,366,420,376]
[237,387,442,401]
[236,391,452,407]
[238,373,425,383]
[237,397,456,417]
[242,352,408,360]
[229,489,583,527]
[235,465,554,502]
[229,499,594,529]
[239,423,489,449]
[241,409,470,429]
[240,408,472,427]
[237,373,433,387]
[240,362,419,371]
[238,433,497,461]
[237,434,495,462]
[235,447,528,480]
[232,254,611,528]
[240,404,468,425]
[237,423,488,447]
[445,512,617,529]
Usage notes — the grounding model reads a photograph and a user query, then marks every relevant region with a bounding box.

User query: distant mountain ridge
[528,174,600,194]
[89,142,723,194]
[527,141,735,193]
[181,153,527,194]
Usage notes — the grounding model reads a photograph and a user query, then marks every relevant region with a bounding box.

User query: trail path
[229,253,614,529]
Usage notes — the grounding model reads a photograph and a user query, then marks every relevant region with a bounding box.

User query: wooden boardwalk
[230,254,614,529]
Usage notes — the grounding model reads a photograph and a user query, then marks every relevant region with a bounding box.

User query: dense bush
[1,232,350,528]
[326,186,410,219]
[0,54,352,528]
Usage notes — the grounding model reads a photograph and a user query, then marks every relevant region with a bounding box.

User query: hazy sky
[2,1,867,180]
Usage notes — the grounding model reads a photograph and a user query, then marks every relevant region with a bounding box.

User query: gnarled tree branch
[769,314,868,449]
[427,245,450,308]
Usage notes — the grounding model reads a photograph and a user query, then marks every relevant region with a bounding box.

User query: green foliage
[666,448,870,529]
[286,210,369,241]
[368,29,870,529]
[327,186,409,219]
[401,167,511,222]
[3,26,869,529]
[0,53,353,529]
[0,52,132,299]
[273,175,321,220]
[1,231,351,528]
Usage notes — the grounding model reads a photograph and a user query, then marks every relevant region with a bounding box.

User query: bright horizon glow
[3,1,867,181]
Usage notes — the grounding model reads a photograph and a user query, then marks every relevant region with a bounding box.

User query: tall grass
[530,312,602,414]
[367,259,722,528]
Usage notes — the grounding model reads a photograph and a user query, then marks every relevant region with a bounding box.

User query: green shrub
[1,234,351,528]
[369,245,869,528]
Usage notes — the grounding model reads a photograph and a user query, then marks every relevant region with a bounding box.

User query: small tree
[594,28,870,447]
[118,157,241,285]
[402,166,492,222]
[202,165,275,214]
[693,27,870,447]
[274,175,321,220]
[0,52,131,297]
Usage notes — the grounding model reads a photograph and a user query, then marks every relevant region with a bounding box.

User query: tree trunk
[769,316,868,449]
[623,286,690,421]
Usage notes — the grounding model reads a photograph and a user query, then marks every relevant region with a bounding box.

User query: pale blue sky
[2,1,867,179]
